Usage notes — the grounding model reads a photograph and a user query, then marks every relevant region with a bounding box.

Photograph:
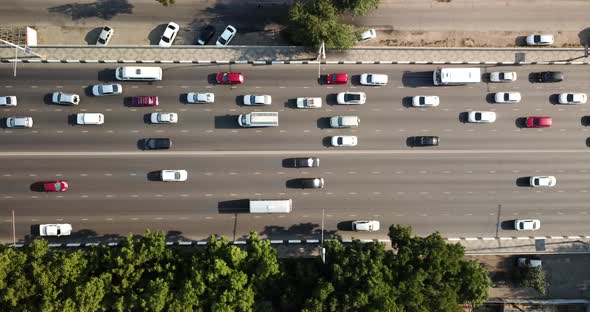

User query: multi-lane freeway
[1,63,590,242]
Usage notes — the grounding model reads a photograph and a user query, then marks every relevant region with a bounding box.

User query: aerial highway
[1,63,590,242]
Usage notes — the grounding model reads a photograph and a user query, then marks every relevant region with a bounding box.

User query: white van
[238,112,279,127]
[76,113,104,125]
[249,199,292,213]
[115,66,162,81]
[330,116,359,128]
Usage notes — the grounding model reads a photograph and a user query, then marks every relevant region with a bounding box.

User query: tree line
[0,225,491,311]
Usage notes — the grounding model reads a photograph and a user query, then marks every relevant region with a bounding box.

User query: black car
[408,136,439,147]
[291,178,325,189]
[531,71,563,83]
[143,138,172,150]
[197,25,216,45]
[289,157,320,168]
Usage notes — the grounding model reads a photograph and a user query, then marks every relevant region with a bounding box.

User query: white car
[514,219,541,231]
[6,116,33,128]
[337,92,366,105]
[494,92,521,104]
[243,94,271,105]
[490,71,517,82]
[530,176,556,188]
[39,223,72,236]
[160,170,188,182]
[76,113,104,125]
[91,84,122,96]
[352,220,380,232]
[158,22,179,47]
[150,112,178,124]
[526,34,554,46]
[331,135,357,147]
[216,25,237,46]
[360,73,388,86]
[558,93,587,104]
[296,97,322,109]
[467,111,496,123]
[96,26,113,46]
[187,92,214,104]
[52,92,80,105]
[412,95,439,107]
[358,29,376,42]
[0,96,17,106]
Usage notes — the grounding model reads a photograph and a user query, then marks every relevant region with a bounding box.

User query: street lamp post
[317,42,325,79]
[321,206,326,263]
[0,39,42,77]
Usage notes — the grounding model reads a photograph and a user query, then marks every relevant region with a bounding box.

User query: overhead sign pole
[0,38,42,77]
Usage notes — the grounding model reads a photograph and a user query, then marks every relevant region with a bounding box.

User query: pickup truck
[296,97,322,109]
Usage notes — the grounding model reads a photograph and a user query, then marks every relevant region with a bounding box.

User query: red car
[526,116,552,128]
[216,72,244,84]
[131,96,158,106]
[43,181,69,192]
[326,73,348,84]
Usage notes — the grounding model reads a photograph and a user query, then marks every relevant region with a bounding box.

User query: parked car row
[94,23,238,47]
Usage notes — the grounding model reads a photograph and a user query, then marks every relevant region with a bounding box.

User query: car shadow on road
[515,117,527,128]
[585,137,590,147]
[322,136,332,148]
[514,36,528,46]
[401,96,413,108]
[316,117,330,129]
[43,93,54,105]
[337,221,355,232]
[30,182,45,192]
[515,177,531,187]
[326,93,338,105]
[458,112,468,123]
[548,94,560,105]
[146,171,161,182]
[67,114,77,126]
[581,116,590,127]
[207,73,218,85]
[401,71,433,88]
[148,24,167,46]
[500,220,517,231]
[217,199,249,214]
[143,113,152,124]
[98,69,116,82]
[214,115,240,129]
[85,27,104,45]
[285,179,302,189]
[485,93,496,104]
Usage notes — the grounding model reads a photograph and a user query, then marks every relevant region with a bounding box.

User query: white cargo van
[249,199,292,213]
[238,112,279,127]
[330,116,359,128]
[115,66,162,81]
[76,113,104,125]
[432,67,481,86]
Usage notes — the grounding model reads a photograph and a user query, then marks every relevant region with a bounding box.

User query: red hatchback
[326,73,348,84]
[526,116,552,128]
[43,181,69,192]
[132,96,158,106]
[217,72,244,84]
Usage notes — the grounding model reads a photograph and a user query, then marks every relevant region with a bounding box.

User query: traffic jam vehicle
[296,97,322,109]
[526,116,552,128]
[43,180,69,192]
[217,72,244,84]
[326,73,348,84]
[131,96,159,106]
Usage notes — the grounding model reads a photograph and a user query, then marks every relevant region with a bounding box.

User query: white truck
[39,224,72,236]
[432,67,481,86]
[296,97,322,109]
[238,112,279,127]
[249,199,292,213]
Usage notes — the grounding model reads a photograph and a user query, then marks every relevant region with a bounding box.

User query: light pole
[320,206,326,263]
[317,42,325,79]
[0,39,42,77]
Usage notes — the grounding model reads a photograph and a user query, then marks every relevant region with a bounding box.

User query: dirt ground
[357,30,586,48]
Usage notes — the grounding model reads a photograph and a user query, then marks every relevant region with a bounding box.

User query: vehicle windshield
[345,94,360,101]
[567,94,574,102]
[54,182,61,191]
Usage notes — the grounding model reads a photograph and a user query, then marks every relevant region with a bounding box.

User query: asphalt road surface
[1,63,590,243]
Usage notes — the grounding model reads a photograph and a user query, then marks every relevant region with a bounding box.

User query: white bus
[249,199,292,213]
[433,67,480,86]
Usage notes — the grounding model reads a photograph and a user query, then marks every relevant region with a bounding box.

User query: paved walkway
[2,46,590,64]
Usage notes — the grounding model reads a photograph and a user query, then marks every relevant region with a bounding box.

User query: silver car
[0,96,17,106]
[52,92,80,105]
[6,116,33,128]
[243,94,271,105]
[92,84,122,96]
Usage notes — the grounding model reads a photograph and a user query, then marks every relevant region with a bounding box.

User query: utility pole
[0,39,42,77]
[320,206,326,263]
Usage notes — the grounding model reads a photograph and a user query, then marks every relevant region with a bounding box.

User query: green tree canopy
[333,0,381,16]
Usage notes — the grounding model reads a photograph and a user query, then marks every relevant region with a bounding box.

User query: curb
[8,235,590,249]
[2,59,590,65]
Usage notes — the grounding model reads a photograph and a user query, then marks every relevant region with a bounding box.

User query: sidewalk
[1,46,590,64]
